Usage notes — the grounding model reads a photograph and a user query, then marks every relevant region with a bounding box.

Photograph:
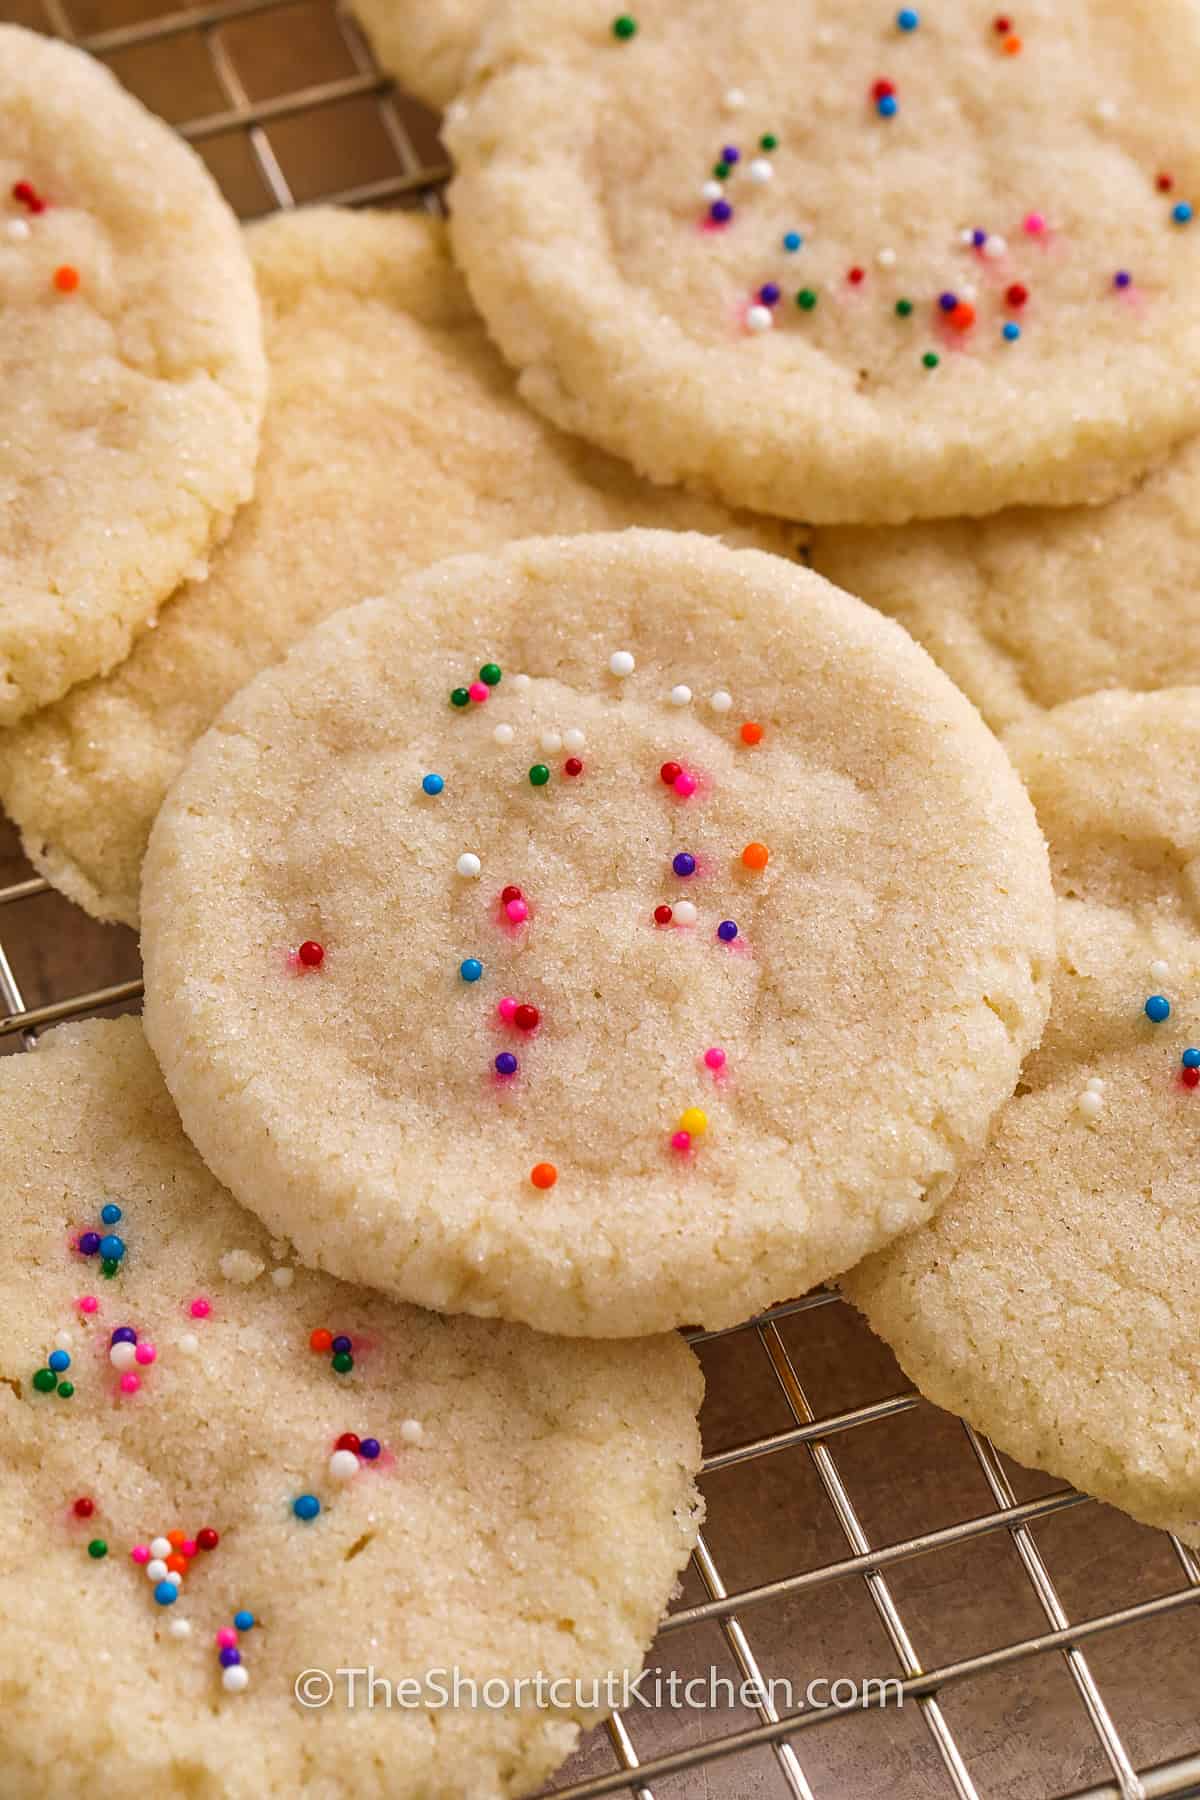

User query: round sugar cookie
[446,0,1200,527]
[0,27,266,726]
[0,1017,703,1800]
[0,205,791,928]
[141,530,1055,1338]
[845,688,1200,1543]
[810,436,1200,733]
[353,0,487,109]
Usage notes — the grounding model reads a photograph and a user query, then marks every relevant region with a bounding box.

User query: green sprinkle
[87,1539,108,1559]
[713,161,730,180]
[922,351,940,369]
[529,764,551,787]
[450,687,470,708]
[895,298,914,317]
[32,1368,56,1393]
[796,288,818,311]
[479,663,502,686]
[612,13,637,37]
[101,1257,119,1278]
[56,1381,74,1398]
[331,1351,354,1374]
[759,133,778,150]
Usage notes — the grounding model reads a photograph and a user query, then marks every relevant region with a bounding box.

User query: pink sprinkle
[78,1296,99,1314]
[131,1544,150,1565]
[505,898,529,923]
[216,1627,238,1650]
[189,1298,211,1319]
[1023,212,1046,235]
[704,1047,727,1071]
[468,681,489,704]
[181,1539,197,1557]
[671,1131,692,1153]
[673,771,698,798]
[119,1372,140,1394]
[498,997,518,1023]
[134,1342,157,1366]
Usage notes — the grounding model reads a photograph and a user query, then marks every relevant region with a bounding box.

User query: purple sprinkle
[219,1648,241,1668]
[1114,270,1132,288]
[717,920,739,942]
[722,145,740,163]
[938,291,958,312]
[759,282,781,305]
[110,1326,137,1345]
[78,1232,102,1256]
[672,852,697,878]
[331,1334,352,1355]
[495,1052,518,1077]
[710,199,732,223]
[971,228,986,246]
[360,1438,381,1460]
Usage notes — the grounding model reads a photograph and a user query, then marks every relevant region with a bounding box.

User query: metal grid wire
[6,2,1200,1794]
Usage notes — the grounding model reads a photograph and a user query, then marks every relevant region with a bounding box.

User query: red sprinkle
[1184,1067,1200,1089]
[871,78,896,99]
[564,757,584,777]
[12,180,45,213]
[336,1432,361,1453]
[514,1004,540,1032]
[1005,283,1028,309]
[654,905,674,926]
[73,1497,95,1518]
[660,761,682,786]
[53,265,79,294]
[848,266,865,285]
[993,15,1011,31]
[500,885,523,906]
[196,1527,219,1551]
[310,1328,333,1353]
[1158,173,1175,192]
[949,300,976,331]
[298,940,324,968]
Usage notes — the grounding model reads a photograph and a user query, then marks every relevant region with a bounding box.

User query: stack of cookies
[3,4,1199,1791]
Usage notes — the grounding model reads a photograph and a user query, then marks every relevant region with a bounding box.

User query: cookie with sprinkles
[0,27,265,725]
[447,0,1200,524]
[845,687,1200,1543]
[0,206,791,929]
[141,530,1054,1337]
[810,433,1200,733]
[0,1017,702,1798]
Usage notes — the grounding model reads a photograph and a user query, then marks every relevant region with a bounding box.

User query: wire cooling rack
[6,3,1200,1795]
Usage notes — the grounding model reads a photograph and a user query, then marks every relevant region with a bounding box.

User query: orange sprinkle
[309,1327,333,1352]
[740,721,764,746]
[166,1529,187,1549]
[742,842,769,871]
[949,301,976,331]
[52,265,79,293]
[1003,33,1021,53]
[165,1552,188,1575]
[530,1162,558,1189]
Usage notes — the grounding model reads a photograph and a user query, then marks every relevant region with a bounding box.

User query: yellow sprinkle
[679,1108,708,1137]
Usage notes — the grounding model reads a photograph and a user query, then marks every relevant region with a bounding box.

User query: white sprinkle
[958,227,976,246]
[164,1571,183,1589]
[563,728,586,752]
[1150,959,1170,981]
[330,1449,360,1482]
[670,685,693,706]
[722,87,745,111]
[815,24,834,44]
[702,180,723,203]
[748,158,774,184]
[110,1342,137,1372]
[168,1618,192,1640]
[876,247,897,268]
[512,673,531,690]
[1086,1076,1106,1093]
[222,1664,250,1694]
[53,1329,73,1350]
[150,1537,172,1560]
[1078,1090,1104,1121]
[146,1559,169,1583]
[271,1266,294,1289]
[959,282,978,302]
[673,901,698,927]
[219,1248,265,1285]
[710,690,733,713]
[492,722,514,745]
[746,304,773,333]
[400,1418,424,1445]
[178,1333,199,1355]
[609,651,635,677]
[6,218,30,242]
[1094,99,1118,122]
[982,234,1007,259]
[540,730,563,753]
[456,852,482,878]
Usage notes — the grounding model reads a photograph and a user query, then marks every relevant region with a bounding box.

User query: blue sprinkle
[234,1611,255,1632]
[759,282,781,305]
[48,1350,71,1372]
[877,93,898,117]
[971,228,987,247]
[98,1234,125,1262]
[1113,270,1132,289]
[672,853,697,878]
[717,920,739,942]
[1002,322,1021,341]
[293,1495,321,1522]
[1183,1048,1200,1069]
[722,145,740,164]
[78,1232,101,1256]
[710,199,732,224]
[154,1581,178,1606]
[460,957,484,983]
[782,231,803,252]
[331,1335,352,1355]
[897,7,919,28]
[110,1326,137,1345]
[495,1052,518,1076]
[421,773,445,796]
[219,1648,241,1668]
[1173,202,1193,225]
[359,1438,381,1460]
[939,290,958,312]
[1145,995,1171,1023]
[100,1203,122,1225]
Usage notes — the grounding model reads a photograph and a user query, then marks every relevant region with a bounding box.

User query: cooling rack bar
[0,876,49,906]
[701,1389,919,1472]
[1062,1755,1200,1800]
[0,978,145,1037]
